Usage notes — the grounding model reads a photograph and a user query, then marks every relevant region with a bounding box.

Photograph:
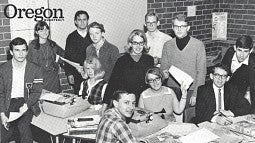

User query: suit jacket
[221,47,255,113]
[0,60,43,116]
[195,81,250,124]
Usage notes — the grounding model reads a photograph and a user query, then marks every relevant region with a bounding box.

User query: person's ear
[113,100,118,107]
[210,73,214,80]
[10,50,13,56]
[187,26,190,31]
[234,45,237,51]
[226,76,230,82]
[102,32,105,38]
[157,21,160,26]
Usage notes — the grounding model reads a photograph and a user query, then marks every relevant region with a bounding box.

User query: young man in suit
[0,37,43,143]
[195,63,250,125]
[221,35,255,113]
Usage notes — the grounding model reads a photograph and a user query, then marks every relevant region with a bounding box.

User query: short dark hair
[88,22,105,33]
[211,63,230,76]
[9,37,28,51]
[74,10,89,21]
[112,90,130,101]
[236,35,253,50]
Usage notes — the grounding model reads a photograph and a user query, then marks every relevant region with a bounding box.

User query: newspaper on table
[168,65,194,90]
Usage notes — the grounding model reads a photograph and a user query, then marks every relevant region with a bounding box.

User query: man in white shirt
[195,63,250,124]
[0,37,43,143]
[144,11,172,66]
[221,35,255,113]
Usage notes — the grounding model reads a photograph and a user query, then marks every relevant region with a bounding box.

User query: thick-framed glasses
[173,25,188,29]
[132,41,145,46]
[213,73,228,79]
[146,21,157,26]
[148,77,161,83]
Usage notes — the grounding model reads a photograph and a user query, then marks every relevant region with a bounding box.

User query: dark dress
[27,39,64,93]
[103,53,154,106]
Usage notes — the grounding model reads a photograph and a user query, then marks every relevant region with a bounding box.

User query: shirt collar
[213,83,224,92]
[232,52,249,65]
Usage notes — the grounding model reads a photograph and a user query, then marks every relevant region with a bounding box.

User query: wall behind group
[1,0,255,92]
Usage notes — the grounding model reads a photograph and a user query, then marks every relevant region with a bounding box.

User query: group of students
[0,9,255,143]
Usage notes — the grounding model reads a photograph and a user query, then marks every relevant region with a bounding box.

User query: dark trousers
[1,110,33,143]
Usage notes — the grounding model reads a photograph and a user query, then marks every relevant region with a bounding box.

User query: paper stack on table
[168,65,193,90]
[179,128,219,143]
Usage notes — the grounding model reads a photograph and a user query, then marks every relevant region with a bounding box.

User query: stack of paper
[168,65,193,90]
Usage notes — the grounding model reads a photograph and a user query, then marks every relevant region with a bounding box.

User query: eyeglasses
[132,41,145,46]
[173,25,188,29]
[148,77,161,83]
[146,21,157,26]
[213,73,228,79]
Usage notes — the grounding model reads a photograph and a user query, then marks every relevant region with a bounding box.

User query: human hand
[180,83,188,98]
[219,110,234,117]
[1,113,9,130]
[189,96,196,106]
[216,116,233,126]
[68,75,74,85]
[19,104,28,114]
[162,70,169,79]
[153,56,159,65]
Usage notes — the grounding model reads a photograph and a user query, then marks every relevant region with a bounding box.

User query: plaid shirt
[96,108,137,143]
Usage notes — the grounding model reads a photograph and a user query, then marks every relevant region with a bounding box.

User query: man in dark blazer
[0,37,43,143]
[195,63,250,125]
[221,35,255,114]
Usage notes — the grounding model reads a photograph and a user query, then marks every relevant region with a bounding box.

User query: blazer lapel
[6,61,13,93]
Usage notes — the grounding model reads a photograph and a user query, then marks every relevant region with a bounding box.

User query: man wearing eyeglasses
[144,11,172,66]
[194,63,250,125]
[221,35,255,114]
[160,14,206,123]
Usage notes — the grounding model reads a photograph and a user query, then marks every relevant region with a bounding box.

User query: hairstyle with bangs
[145,11,159,22]
[34,20,50,38]
[83,56,105,80]
[88,22,105,33]
[127,29,147,53]
[145,67,164,84]
[236,35,253,50]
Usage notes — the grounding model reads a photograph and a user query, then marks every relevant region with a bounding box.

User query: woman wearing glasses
[27,21,64,93]
[138,67,187,122]
[101,29,154,113]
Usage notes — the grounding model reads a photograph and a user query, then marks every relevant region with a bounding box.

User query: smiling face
[89,27,104,44]
[173,19,190,39]
[147,73,162,91]
[114,93,136,118]
[36,26,49,40]
[75,14,89,30]
[10,44,28,63]
[210,67,229,88]
[85,64,95,78]
[234,47,252,63]
[145,16,159,32]
[130,35,145,55]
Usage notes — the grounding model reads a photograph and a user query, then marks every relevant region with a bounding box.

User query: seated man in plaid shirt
[96,90,139,143]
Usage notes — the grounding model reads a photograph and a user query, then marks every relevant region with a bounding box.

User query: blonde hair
[83,56,105,80]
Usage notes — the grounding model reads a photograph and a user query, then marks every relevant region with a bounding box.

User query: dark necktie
[218,89,222,111]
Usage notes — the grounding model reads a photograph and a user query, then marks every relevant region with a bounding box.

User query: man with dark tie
[194,63,250,125]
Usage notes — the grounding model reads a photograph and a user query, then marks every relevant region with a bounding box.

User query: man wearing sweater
[64,10,92,94]
[160,14,207,122]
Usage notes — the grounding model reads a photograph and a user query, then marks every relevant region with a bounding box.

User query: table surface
[31,108,98,136]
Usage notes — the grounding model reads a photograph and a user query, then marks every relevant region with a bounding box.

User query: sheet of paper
[168,65,194,89]
[60,56,81,69]
[179,128,219,143]
[40,93,63,102]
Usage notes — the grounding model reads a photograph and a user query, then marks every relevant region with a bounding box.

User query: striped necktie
[218,88,222,111]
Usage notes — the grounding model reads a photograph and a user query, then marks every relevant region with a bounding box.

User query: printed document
[168,65,193,89]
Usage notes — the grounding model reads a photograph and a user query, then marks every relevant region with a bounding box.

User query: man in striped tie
[194,63,250,125]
